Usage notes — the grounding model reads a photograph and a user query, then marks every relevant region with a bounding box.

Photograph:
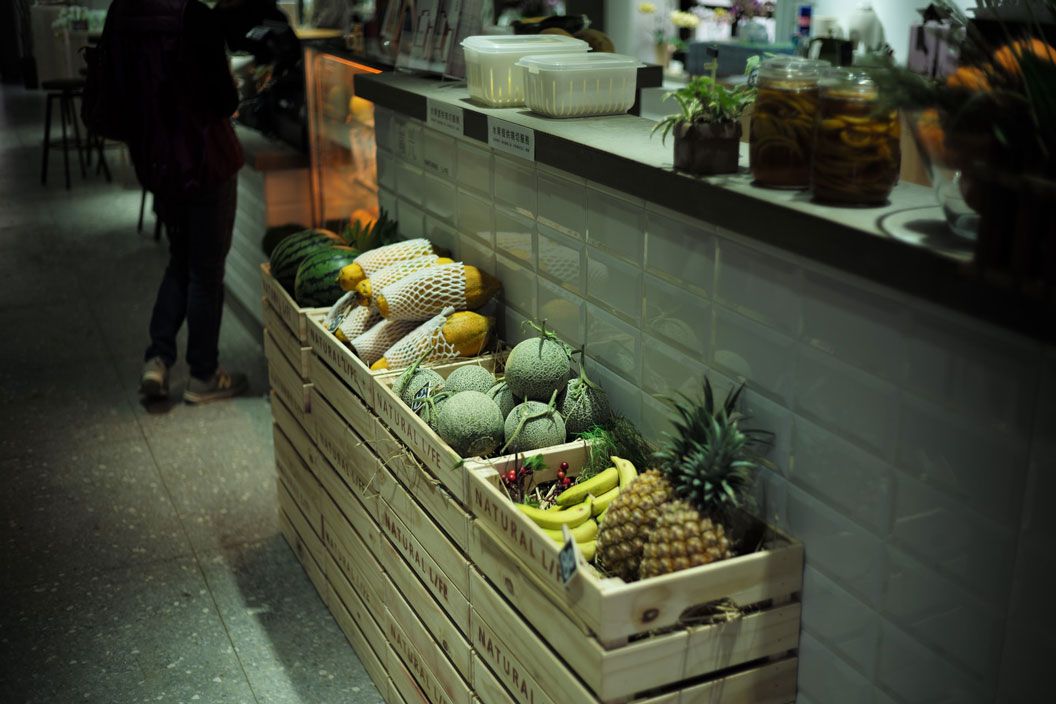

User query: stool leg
[138,188,146,233]
[98,138,112,182]
[41,95,53,185]
[66,96,86,179]
[59,97,70,190]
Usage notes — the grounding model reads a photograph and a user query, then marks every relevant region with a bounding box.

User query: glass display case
[304,47,382,228]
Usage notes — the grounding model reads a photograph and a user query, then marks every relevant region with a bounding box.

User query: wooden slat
[270,391,315,471]
[310,388,384,517]
[328,580,390,697]
[387,645,432,704]
[277,479,325,572]
[316,449,384,569]
[471,655,516,704]
[263,300,312,379]
[265,330,311,414]
[306,312,378,408]
[260,262,326,342]
[634,658,798,704]
[310,353,377,445]
[328,549,387,667]
[273,424,323,537]
[379,532,470,637]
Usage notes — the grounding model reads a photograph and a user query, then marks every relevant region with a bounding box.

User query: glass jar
[811,69,901,205]
[749,57,829,188]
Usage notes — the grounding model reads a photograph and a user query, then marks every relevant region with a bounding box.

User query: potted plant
[653,57,758,175]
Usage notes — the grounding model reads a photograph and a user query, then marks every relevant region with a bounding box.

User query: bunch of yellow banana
[514,456,638,562]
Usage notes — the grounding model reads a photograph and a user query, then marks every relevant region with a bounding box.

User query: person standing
[99,0,248,403]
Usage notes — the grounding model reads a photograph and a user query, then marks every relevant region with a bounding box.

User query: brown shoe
[183,369,248,404]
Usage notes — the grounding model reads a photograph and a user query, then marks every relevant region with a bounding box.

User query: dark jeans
[144,176,237,380]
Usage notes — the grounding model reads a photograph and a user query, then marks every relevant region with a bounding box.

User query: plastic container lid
[461,34,589,54]
[515,53,642,72]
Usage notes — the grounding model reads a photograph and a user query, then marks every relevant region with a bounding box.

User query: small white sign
[487,117,535,161]
[426,98,464,138]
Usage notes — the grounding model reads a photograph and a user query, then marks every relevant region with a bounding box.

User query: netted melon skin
[435,391,504,457]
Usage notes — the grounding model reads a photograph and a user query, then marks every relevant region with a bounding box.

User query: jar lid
[461,35,590,54]
[759,56,830,80]
[515,53,642,72]
[818,68,879,97]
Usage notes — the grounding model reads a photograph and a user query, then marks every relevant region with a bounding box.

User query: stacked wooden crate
[263,264,803,704]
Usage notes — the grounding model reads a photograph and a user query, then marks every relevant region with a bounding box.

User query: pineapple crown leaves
[500,388,561,454]
[344,208,399,252]
[655,378,772,522]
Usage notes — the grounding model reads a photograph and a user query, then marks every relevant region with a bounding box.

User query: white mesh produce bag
[354,238,434,278]
[351,318,419,365]
[380,306,460,369]
[376,262,467,321]
[359,255,443,303]
[324,290,358,330]
[337,306,381,342]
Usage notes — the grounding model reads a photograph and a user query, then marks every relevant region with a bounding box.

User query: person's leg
[183,176,245,401]
[144,197,189,368]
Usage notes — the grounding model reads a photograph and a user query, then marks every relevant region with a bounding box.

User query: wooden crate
[273,423,323,537]
[316,448,384,568]
[328,546,388,668]
[388,645,432,704]
[277,478,327,574]
[278,506,328,604]
[379,527,471,638]
[384,584,473,704]
[263,299,312,379]
[310,353,377,445]
[327,575,390,697]
[265,330,312,415]
[471,655,516,704]
[310,388,384,517]
[470,569,798,704]
[260,262,327,342]
[387,678,408,704]
[270,391,315,472]
[306,311,379,408]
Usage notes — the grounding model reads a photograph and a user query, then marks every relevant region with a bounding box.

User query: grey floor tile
[1,556,256,704]
[0,438,192,587]
[200,537,385,704]
[0,301,111,370]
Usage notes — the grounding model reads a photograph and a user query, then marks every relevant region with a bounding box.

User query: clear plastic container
[516,53,643,118]
[461,35,590,107]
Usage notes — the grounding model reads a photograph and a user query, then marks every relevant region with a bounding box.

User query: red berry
[560,461,570,471]
[556,470,566,480]
[562,477,572,487]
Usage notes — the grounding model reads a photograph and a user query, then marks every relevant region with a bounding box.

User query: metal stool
[40,78,87,189]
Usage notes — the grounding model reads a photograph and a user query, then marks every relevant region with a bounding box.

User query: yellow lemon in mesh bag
[374,263,502,320]
[337,238,437,292]
[369,311,493,370]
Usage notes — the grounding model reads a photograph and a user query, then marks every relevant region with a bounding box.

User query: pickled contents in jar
[812,95,901,205]
[750,84,820,188]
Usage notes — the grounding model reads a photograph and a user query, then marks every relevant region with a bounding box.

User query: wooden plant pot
[674,121,743,175]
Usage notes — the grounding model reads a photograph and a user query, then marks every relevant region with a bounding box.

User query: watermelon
[261,223,308,258]
[294,245,359,307]
[269,228,343,292]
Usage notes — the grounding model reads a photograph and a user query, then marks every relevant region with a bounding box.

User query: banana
[612,456,638,488]
[556,467,618,507]
[578,540,597,562]
[543,518,598,543]
[517,498,592,530]
[591,486,620,517]
[596,507,608,524]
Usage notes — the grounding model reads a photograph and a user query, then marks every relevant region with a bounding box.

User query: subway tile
[458,232,495,275]
[456,188,494,247]
[537,224,585,294]
[797,632,876,704]
[741,390,793,477]
[502,306,531,347]
[750,467,789,533]
[801,268,908,383]
[644,210,715,297]
[393,117,422,165]
[801,566,881,677]
[585,357,642,427]
[896,394,1028,527]
[876,621,991,704]
[639,394,675,447]
[495,255,536,318]
[494,206,535,266]
[794,345,899,460]
[791,417,893,534]
[425,217,459,260]
[397,201,425,239]
[493,155,536,218]
[713,306,796,406]
[422,172,456,224]
[585,185,644,264]
[396,160,423,205]
[537,170,587,239]
[785,484,886,602]
[585,304,640,384]
[456,140,491,196]
[374,107,394,152]
[642,273,711,356]
[641,340,709,400]
[715,239,801,336]
[883,547,1004,682]
[891,469,1016,604]
[536,278,584,347]
[421,128,455,179]
[586,245,643,325]
[377,149,396,190]
[378,187,397,220]
[905,310,1040,433]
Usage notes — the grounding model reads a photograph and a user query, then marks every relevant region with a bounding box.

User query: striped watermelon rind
[270,228,344,292]
[294,245,360,307]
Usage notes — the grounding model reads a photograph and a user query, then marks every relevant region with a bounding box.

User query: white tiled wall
[373,108,1054,703]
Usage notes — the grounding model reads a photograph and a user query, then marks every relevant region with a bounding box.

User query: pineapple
[594,377,768,582]
[639,501,732,579]
[594,470,672,581]
[344,208,399,252]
